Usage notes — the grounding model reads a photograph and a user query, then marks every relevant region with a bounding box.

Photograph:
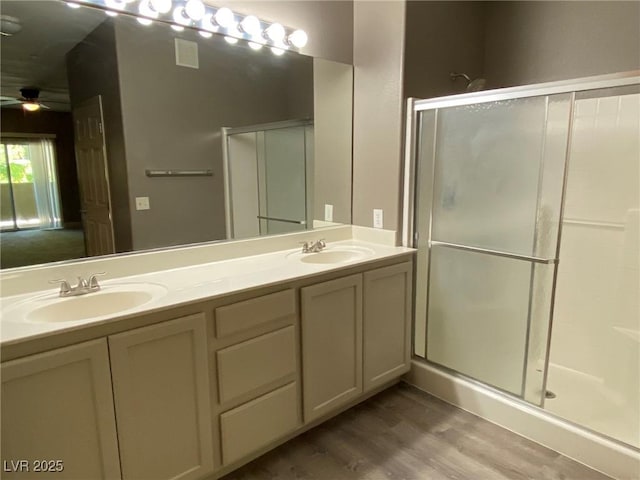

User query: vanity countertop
[1,239,414,349]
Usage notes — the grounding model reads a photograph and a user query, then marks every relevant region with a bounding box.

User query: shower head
[450,72,486,92]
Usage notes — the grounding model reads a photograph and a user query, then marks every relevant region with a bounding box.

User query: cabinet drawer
[217,326,297,404]
[220,382,299,465]
[215,289,296,338]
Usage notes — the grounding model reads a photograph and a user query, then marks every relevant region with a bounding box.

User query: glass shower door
[417,93,572,403]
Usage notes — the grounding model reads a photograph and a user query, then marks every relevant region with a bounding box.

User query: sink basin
[291,246,375,265]
[13,283,168,324]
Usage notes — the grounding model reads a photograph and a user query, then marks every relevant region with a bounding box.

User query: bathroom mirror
[0,0,353,269]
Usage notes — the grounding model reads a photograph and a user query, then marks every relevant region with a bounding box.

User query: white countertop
[1,239,413,347]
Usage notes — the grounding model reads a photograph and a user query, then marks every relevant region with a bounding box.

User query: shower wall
[545,92,640,447]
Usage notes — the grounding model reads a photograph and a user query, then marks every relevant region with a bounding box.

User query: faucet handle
[318,239,326,248]
[88,272,106,289]
[49,279,71,294]
[76,276,89,289]
[299,241,310,253]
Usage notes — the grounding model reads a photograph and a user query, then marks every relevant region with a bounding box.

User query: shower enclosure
[222,119,313,240]
[406,72,639,449]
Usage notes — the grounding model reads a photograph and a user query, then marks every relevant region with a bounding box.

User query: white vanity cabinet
[109,313,214,480]
[1,339,121,479]
[301,274,364,422]
[301,262,413,422]
[1,314,214,480]
[211,289,302,467]
[363,262,413,392]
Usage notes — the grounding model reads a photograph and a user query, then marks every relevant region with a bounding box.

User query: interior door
[72,96,115,256]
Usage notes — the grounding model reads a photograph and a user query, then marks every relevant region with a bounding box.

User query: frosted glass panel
[427,246,532,395]
[431,95,571,258]
[262,126,307,235]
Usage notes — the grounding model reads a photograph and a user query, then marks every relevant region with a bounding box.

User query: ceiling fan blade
[39,103,51,110]
[0,97,22,106]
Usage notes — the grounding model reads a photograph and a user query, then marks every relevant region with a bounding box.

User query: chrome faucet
[301,239,326,253]
[49,273,105,297]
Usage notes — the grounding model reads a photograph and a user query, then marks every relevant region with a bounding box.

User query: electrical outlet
[324,204,334,222]
[135,196,150,210]
[373,209,383,229]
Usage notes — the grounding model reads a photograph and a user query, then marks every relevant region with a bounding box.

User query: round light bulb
[200,13,218,32]
[171,24,184,31]
[224,36,238,44]
[149,0,172,14]
[184,0,205,21]
[288,29,307,48]
[214,7,234,28]
[270,47,285,56]
[199,30,212,38]
[172,6,190,25]
[240,15,261,35]
[138,0,159,18]
[67,2,81,8]
[248,41,263,51]
[105,0,127,10]
[22,103,40,112]
[137,17,153,25]
[265,23,285,43]
[105,10,118,16]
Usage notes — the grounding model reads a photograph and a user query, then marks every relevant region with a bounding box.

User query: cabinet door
[109,314,214,480]
[363,262,413,392]
[301,274,363,422]
[1,339,121,480]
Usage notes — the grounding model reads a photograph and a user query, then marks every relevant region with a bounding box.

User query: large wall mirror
[0,0,353,269]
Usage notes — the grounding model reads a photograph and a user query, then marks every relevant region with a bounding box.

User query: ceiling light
[224,36,238,44]
[240,15,261,36]
[214,7,234,29]
[265,23,285,43]
[138,0,159,19]
[171,24,184,31]
[105,0,127,10]
[271,47,285,56]
[199,30,212,38]
[172,6,190,25]
[184,0,205,21]
[0,15,22,36]
[22,103,40,112]
[137,17,153,25]
[287,29,307,48]
[248,41,263,51]
[149,0,172,14]
[200,13,218,32]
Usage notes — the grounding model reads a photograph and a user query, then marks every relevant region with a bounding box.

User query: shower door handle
[429,240,558,264]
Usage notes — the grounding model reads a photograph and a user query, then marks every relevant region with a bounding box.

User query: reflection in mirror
[0,0,353,269]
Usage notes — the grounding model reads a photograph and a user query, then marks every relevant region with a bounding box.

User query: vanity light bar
[66,0,309,52]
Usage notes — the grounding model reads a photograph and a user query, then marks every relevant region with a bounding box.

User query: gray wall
[404,1,485,99]
[67,20,133,252]
[113,17,313,250]
[484,1,640,88]
[352,1,406,233]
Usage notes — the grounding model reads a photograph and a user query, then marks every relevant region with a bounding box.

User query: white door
[72,96,115,256]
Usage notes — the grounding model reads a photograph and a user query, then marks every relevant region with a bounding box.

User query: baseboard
[404,359,640,480]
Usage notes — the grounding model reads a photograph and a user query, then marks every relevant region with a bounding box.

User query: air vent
[175,38,199,69]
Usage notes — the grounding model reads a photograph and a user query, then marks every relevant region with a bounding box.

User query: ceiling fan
[0,87,51,112]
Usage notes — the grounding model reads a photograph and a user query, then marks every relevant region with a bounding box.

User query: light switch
[324,204,334,222]
[136,196,150,210]
[373,209,383,229]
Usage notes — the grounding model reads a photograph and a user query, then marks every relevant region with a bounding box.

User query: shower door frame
[222,118,313,239]
[402,70,640,407]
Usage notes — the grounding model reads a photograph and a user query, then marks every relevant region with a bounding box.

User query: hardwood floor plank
[222,384,612,480]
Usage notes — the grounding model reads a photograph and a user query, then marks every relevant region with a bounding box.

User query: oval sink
[22,283,167,324]
[293,246,375,264]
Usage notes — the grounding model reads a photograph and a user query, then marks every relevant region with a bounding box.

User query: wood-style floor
[223,383,611,480]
